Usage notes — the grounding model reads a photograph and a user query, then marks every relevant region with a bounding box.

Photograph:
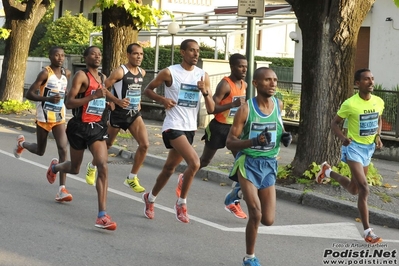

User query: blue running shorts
[341,141,375,167]
[229,152,277,189]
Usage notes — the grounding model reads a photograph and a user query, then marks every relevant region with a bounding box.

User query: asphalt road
[0,126,398,266]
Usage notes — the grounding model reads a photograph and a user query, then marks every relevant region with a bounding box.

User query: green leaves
[31,11,102,56]
[0,29,11,40]
[94,0,173,30]
[0,100,34,114]
[92,0,174,30]
[394,0,399,8]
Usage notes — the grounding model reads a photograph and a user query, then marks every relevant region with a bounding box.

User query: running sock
[364,228,372,236]
[51,165,56,174]
[128,173,137,179]
[19,141,25,148]
[237,189,243,199]
[148,191,156,202]
[59,185,65,192]
[325,168,332,178]
[244,254,255,261]
[89,162,96,169]
[177,197,187,205]
[98,211,106,218]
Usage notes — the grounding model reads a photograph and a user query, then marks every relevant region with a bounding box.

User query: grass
[374,192,392,203]
[296,178,313,185]
[117,132,132,138]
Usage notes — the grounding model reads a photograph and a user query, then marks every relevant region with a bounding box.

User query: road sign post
[238,0,265,18]
[238,0,264,99]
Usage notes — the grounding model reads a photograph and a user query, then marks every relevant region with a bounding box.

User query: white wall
[291,0,399,88]
[368,0,399,89]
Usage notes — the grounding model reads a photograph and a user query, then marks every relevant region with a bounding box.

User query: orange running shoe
[95,214,117,230]
[55,187,73,202]
[175,173,183,198]
[364,229,383,244]
[46,158,59,184]
[175,202,189,223]
[13,135,25,158]
[225,201,247,219]
[142,192,154,219]
[316,161,331,184]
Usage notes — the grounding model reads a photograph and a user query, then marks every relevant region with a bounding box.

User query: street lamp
[167,22,180,65]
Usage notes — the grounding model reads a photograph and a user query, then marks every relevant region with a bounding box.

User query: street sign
[238,0,265,17]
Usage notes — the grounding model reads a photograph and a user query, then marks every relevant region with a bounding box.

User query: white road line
[2,149,398,243]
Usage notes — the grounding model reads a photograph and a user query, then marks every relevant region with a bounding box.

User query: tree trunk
[285,0,374,176]
[0,0,48,101]
[102,7,139,76]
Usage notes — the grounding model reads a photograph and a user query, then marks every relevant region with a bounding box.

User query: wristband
[202,93,209,97]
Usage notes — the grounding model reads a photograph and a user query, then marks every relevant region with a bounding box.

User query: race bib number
[228,96,245,117]
[177,83,200,108]
[125,89,141,111]
[86,90,106,116]
[249,122,277,151]
[43,88,65,113]
[359,112,379,136]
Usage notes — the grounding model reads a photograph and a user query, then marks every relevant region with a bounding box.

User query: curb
[2,117,399,229]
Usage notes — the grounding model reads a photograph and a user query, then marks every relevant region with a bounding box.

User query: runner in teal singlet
[226,67,292,266]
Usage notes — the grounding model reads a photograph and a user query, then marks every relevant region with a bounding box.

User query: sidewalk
[0,111,398,229]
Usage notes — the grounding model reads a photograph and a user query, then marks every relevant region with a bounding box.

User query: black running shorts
[201,118,231,150]
[66,117,108,150]
[162,129,195,149]
[108,108,142,131]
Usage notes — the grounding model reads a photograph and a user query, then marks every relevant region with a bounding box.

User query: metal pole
[154,33,160,73]
[214,38,218,59]
[245,17,256,100]
[171,35,175,65]
[224,35,229,60]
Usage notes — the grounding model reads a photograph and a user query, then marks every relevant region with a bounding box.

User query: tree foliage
[394,0,399,7]
[31,11,102,56]
[93,0,172,75]
[93,0,172,31]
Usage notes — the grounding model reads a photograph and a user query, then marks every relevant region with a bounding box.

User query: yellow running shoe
[85,162,97,186]
[123,176,145,193]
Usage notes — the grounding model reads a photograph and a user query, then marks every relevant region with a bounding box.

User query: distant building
[54,0,296,59]
[0,1,5,27]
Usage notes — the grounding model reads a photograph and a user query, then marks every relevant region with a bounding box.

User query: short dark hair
[83,46,100,57]
[126,43,142,53]
[180,39,198,51]
[354,68,371,82]
[49,46,64,56]
[229,53,246,66]
[253,67,272,80]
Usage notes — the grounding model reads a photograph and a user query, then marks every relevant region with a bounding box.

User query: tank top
[241,97,284,158]
[112,65,143,112]
[72,69,106,123]
[214,77,246,125]
[36,66,68,123]
[162,64,206,132]
[337,93,384,145]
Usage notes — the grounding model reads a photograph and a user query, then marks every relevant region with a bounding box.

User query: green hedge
[141,46,293,70]
[20,43,293,70]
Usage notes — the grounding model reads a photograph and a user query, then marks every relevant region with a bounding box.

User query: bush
[0,100,34,114]
[31,11,102,57]
[301,161,383,186]
[141,46,293,70]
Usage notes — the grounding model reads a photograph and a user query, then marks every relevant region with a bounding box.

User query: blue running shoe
[224,182,242,206]
[243,257,261,266]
